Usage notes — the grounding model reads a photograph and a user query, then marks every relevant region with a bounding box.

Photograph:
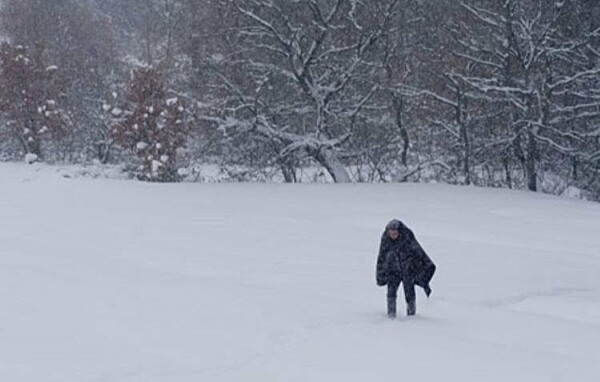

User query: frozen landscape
[1,162,600,382]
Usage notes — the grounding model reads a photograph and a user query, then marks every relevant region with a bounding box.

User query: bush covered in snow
[106,67,190,182]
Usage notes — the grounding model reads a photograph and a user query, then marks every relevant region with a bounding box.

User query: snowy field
[1,162,600,382]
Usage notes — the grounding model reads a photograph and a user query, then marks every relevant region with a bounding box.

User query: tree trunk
[188,0,202,90]
[456,89,471,185]
[460,121,471,185]
[392,95,409,167]
[314,148,352,183]
[503,155,513,189]
[16,134,29,156]
[20,134,42,159]
[526,128,538,191]
[280,164,297,183]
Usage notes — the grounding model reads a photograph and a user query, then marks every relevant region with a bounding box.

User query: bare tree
[1,0,120,162]
[198,0,402,182]
[0,43,72,159]
[452,0,600,191]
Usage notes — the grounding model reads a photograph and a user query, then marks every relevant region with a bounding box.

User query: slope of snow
[1,162,600,382]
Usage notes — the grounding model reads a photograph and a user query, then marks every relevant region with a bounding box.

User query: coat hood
[385,219,404,232]
[383,219,412,238]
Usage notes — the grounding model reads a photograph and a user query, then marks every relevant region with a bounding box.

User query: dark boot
[387,297,397,318]
[406,301,416,316]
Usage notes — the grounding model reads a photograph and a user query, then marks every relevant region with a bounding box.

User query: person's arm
[376,237,388,286]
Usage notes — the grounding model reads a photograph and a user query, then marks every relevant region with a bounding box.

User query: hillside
[1,163,600,381]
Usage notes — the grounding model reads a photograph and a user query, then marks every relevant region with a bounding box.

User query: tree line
[0,0,598,198]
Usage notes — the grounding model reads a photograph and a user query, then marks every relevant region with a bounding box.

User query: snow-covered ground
[1,162,600,382]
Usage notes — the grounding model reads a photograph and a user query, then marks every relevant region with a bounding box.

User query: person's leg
[403,281,416,316]
[386,279,400,318]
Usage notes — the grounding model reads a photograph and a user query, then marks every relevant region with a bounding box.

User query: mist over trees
[0,0,598,197]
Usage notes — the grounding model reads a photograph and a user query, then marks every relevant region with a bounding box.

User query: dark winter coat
[376,219,436,296]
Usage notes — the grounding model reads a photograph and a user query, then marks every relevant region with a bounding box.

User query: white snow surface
[23,154,39,165]
[1,162,600,382]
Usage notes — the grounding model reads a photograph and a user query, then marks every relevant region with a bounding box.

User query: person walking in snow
[376,219,436,318]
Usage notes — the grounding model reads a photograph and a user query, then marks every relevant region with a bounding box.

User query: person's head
[385,219,403,241]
